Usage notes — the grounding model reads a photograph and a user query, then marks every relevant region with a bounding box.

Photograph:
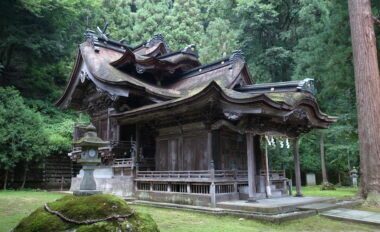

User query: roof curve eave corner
[55,48,83,109]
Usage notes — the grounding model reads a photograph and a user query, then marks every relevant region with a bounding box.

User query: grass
[301,185,359,199]
[0,190,65,232]
[0,187,377,232]
[133,205,378,232]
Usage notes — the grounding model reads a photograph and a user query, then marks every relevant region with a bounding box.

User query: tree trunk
[348,0,380,197]
[20,163,28,189]
[320,132,328,184]
[3,170,8,190]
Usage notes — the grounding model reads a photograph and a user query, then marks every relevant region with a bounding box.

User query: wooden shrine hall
[57,26,336,207]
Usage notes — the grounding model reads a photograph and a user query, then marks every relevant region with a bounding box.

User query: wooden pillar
[107,108,111,140]
[246,133,257,202]
[293,137,303,197]
[135,124,141,159]
[211,130,220,169]
[207,131,213,165]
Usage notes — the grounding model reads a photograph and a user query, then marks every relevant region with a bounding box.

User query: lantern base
[73,190,102,196]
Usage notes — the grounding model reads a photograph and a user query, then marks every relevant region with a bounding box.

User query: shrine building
[57,27,336,207]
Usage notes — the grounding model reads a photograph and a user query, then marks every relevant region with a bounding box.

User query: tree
[198,18,238,64]
[348,0,380,198]
[0,87,48,189]
[130,0,170,43]
[320,132,328,184]
[161,0,204,50]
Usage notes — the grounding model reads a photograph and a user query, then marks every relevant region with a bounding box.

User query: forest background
[1,0,379,187]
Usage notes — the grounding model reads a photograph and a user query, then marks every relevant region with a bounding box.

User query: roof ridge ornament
[182,44,198,57]
[229,50,245,63]
[84,22,132,53]
[97,22,110,41]
[297,78,315,95]
[146,34,170,51]
[85,29,100,52]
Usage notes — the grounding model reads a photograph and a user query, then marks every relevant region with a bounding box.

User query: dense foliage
[1,0,379,186]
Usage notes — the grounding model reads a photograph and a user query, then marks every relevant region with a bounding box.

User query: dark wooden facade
[58,28,336,206]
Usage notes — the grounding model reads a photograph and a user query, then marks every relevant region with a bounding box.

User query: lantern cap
[73,123,109,148]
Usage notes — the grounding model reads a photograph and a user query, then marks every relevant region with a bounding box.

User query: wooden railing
[135,180,238,195]
[136,169,242,181]
[259,170,286,179]
[237,170,248,179]
[214,170,236,179]
[136,170,211,180]
[135,169,290,205]
[112,158,134,167]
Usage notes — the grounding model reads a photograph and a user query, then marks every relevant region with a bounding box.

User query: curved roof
[112,81,337,130]
[57,39,253,108]
[56,30,336,134]
[110,44,200,75]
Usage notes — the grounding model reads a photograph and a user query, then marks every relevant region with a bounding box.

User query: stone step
[217,197,333,214]
[132,200,317,223]
[297,200,360,213]
[321,208,380,226]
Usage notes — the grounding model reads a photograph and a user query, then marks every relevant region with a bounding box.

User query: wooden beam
[293,137,303,197]
[246,133,257,202]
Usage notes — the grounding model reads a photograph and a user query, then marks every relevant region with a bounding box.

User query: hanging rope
[44,203,135,225]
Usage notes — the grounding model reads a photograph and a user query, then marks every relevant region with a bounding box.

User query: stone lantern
[73,123,109,196]
[350,167,359,187]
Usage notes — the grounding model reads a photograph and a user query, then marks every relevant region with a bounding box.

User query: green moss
[265,92,310,106]
[47,194,133,221]
[77,221,119,232]
[13,208,66,232]
[124,212,160,232]
[13,194,159,232]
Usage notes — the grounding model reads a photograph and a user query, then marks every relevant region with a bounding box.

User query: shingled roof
[56,28,336,130]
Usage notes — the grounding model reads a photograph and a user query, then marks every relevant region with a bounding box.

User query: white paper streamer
[279,139,284,148]
[265,136,271,146]
[271,137,275,147]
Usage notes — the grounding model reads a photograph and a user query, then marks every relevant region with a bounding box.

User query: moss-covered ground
[0,187,378,232]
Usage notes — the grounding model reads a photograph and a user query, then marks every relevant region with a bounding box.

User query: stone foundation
[70,176,134,197]
[70,167,134,197]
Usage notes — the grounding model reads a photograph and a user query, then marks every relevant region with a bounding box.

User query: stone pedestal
[73,165,102,196]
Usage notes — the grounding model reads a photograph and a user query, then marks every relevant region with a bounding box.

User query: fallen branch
[44,203,135,225]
